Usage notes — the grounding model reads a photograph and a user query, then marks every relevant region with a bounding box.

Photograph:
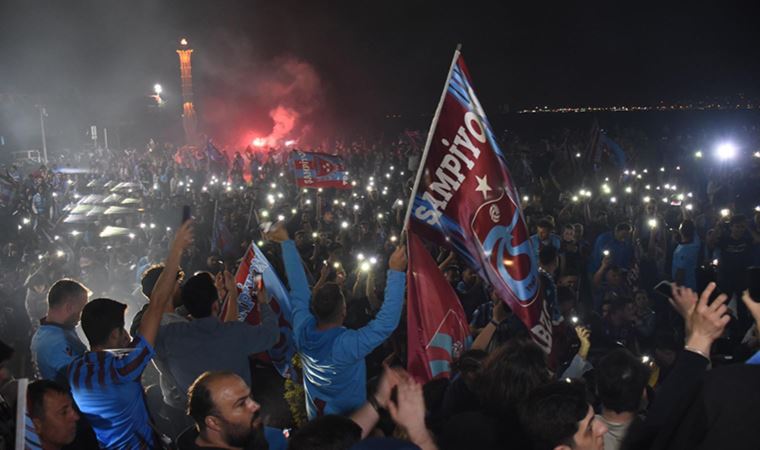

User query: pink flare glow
[252,137,267,147]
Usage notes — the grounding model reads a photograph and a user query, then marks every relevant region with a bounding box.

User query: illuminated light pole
[177,38,198,144]
[36,105,48,164]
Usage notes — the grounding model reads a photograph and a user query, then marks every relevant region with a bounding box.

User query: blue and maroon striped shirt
[67,335,156,449]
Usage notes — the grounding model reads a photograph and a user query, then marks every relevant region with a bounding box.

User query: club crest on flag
[288,150,351,189]
[405,48,553,355]
[471,192,539,305]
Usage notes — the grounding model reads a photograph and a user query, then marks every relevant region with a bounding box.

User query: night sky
[1,0,759,145]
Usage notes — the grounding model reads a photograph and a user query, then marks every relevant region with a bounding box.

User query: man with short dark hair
[539,245,561,322]
[155,267,279,405]
[287,415,362,450]
[594,296,637,352]
[178,371,285,450]
[30,279,89,384]
[26,380,79,450]
[672,219,700,290]
[592,253,631,313]
[130,264,186,337]
[531,219,561,261]
[68,222,193,448]
[589,222,634,275]
[131,263,191,437]
[595,349,649,450]
[456,266,488,322]
[266,223,407,419]
[520,381,607,450]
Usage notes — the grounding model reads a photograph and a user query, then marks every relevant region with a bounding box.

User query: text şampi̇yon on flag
[405,51,552,353]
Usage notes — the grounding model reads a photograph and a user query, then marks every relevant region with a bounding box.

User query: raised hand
[742,290,760,332]
[387,379,436,449]
[264,221,289,243]
[374,364,409,409]
[388,245,407,272]
[171,220,194,255]
[683,283,731,358]
[574,326,591,360]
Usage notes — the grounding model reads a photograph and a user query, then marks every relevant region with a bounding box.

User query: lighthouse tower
[176,38,198,145]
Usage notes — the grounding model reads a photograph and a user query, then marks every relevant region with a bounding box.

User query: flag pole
[211,198,218,250]
[402,44,462,233]
[245,199,255,231]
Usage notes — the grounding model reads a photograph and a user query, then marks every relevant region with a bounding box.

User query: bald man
[178,371,286,450]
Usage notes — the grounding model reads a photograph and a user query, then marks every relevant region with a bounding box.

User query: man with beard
[30,279,89,385]
[179,371,286,450]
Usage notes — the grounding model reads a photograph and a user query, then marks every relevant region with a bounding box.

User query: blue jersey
[68,336,156,449]
[30,320,87,385]
[589,231,634,274]
[672,236,701,290]
[530,233,562,260]
[281,240,406,419]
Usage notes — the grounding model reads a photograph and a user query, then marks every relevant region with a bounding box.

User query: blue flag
[598,132,627,167]
[206,140,227,163]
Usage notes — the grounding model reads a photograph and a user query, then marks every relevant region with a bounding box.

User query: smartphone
[653,280,672,299]
[212,259,225,274]
[747,267,760,302]
[182,205,192,224]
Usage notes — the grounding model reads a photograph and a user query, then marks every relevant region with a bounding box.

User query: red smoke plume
[198,48,325,150]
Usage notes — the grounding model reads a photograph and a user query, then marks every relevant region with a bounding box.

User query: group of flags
[212,49,558,385]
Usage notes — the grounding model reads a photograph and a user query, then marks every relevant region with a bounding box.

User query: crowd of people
[0,120,760,450]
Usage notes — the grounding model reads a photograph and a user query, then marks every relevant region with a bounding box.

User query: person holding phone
[672,220,700,290]
[589,223,634,277]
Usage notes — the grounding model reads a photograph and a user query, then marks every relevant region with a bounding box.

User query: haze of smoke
[197,32,325,147]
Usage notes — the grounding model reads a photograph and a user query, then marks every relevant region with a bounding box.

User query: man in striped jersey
[67,221,193,449]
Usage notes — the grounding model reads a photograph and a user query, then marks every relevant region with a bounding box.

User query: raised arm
[266,222,312,332]
[472,300,507,351]
[335,245,407,361]
[220,270,239,322]
[592,254,611,288]
[143,221,193,346]
[233,294,279,354]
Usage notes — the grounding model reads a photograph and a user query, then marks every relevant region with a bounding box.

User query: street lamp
[715,142,737,161]
[35,105,48,164]
[152,83,165,106]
